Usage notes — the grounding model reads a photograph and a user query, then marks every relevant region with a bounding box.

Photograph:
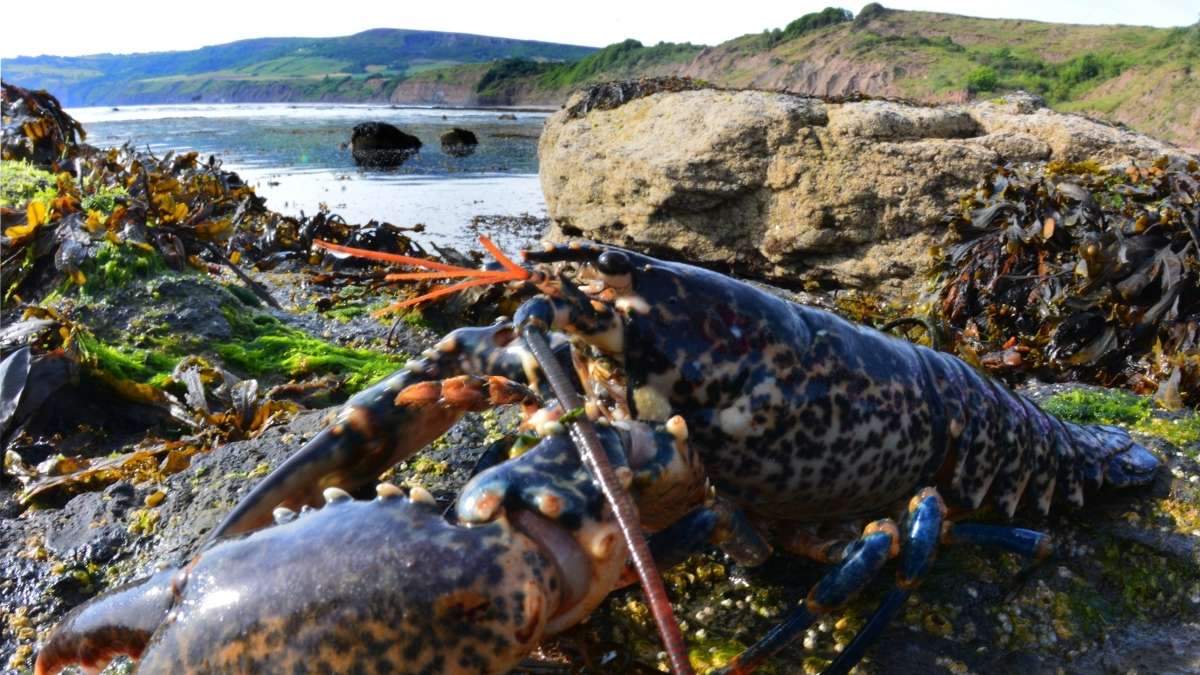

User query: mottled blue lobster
[36,240,1159,674]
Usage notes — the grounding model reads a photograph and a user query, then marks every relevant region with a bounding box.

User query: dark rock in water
[350,121,421,168]
[440,127,479,157]
[497,113,517,120]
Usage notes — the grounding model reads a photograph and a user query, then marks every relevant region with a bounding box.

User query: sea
[68,103,550,248]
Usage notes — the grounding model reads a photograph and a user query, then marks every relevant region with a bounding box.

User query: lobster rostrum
[36,239,1160,674]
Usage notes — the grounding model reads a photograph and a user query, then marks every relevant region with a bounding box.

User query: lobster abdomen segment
[921,347,1159,516]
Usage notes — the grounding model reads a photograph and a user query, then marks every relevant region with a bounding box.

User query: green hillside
[2,29,596,105]
[3,7,1197,145]
[466,5,1200,146]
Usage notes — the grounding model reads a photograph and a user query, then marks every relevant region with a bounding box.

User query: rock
[497,113,517,120]
[439,127,479,157]
[539,83,1196,300]
[350,121,421,168]
[1,81,87,168]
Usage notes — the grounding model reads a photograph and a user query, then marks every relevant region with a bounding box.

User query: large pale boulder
[539,84,1193,299]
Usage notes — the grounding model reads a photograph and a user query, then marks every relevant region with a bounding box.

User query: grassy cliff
[463,6,1200,146]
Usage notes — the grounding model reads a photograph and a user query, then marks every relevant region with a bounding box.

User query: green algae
[80,183,127,215]
[409,456,449,476]
[221,281,263,308]
[74,329,178,388]
[78,242,166,295]
[1042,389,1150,426]
[0,160,56,208]
[1042,389,1200,450]
[1096,537,1199,618]
[1039,386,1197,453]
[215,305,404,393]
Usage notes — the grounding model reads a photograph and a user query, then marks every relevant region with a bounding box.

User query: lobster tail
[1064,421,1159,490]
[35,568,176,675]
[921,348,1159,518]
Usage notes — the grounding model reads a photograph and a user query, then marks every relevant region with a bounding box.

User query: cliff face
[679,45,908,99]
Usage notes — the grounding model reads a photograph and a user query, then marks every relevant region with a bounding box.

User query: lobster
[35,239,1160,674]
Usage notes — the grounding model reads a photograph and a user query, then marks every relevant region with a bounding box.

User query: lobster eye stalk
[520,325,694,675]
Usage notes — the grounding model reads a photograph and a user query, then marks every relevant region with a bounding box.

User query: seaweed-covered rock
[1,81,86,168]
[350,121,422,168]
[539,82,1195,299]
[439,127,478,157]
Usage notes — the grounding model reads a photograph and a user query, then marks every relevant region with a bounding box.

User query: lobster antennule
[314,236,531,315]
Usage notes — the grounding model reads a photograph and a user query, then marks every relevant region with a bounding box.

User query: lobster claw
[457,424,631,634]
[209,373,540,540]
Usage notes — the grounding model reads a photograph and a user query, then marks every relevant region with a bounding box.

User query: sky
[1,0,1196,59]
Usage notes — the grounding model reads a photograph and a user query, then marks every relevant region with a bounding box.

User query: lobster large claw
[209,372,540,540]
[37,477,631,674]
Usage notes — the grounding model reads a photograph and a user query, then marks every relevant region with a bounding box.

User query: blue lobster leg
[823,491,1053,675]
[943,522,1053,559]
[821,487,946,675]
[714,519,901,675]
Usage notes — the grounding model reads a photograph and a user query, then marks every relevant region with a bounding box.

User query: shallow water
[69,103,550,246]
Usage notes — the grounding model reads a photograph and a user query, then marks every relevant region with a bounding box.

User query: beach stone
[440,127,479,156]
[350,121,421,168]
[539,83,1194,300]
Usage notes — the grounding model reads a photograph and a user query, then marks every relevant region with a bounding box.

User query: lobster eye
[597,251,631,275]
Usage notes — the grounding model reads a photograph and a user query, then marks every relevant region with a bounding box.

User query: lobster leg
[943,522,1053,558]
[715,519,902,675]
[209,374,540,540]
[640,500,773,572]
[823,490,1051,675]
[821,488,947,675]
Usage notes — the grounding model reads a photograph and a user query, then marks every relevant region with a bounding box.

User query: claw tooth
[537,420,565,437]
[542,242,555,253]
[615,466,633,490]
[666,415,688,442]
[588,529,618,560]
[464,489,504,522]
[421,348,439,360]
[409,485,437,506]
[536,491,563,518]
[272,507,297,524]
[437,337,458,353]
[376,483,404,500]
[323,487,351,504]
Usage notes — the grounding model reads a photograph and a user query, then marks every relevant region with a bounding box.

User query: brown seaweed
[936,157,1200,406]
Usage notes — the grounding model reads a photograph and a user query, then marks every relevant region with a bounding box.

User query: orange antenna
[313,236,530,315]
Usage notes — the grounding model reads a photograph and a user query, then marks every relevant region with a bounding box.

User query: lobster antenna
[521,326,694,675]
[313,236,531,314]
